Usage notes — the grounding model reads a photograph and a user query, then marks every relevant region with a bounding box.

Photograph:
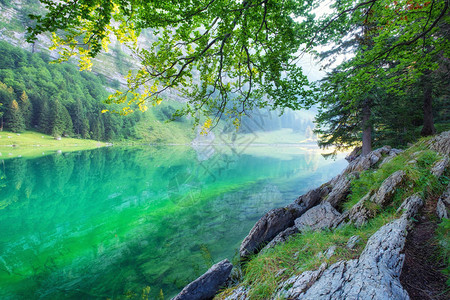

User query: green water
[0,146,347,299]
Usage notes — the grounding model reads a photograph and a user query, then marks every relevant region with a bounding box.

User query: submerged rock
[295,202,341,232]
[173,259,233,300]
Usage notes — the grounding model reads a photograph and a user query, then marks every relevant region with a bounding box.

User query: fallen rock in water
[295,202,341,232]
[239,204,304,257]
[173,259,233,300]
[437,183,450,219]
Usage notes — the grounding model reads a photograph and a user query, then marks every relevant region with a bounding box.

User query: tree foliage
[27,0,320,128]
[0,41,142,140]
[26,0,450,147]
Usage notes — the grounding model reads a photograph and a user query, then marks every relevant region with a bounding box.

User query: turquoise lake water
[0,145,347,299]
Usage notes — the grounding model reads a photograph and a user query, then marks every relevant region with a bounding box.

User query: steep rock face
[172,259,233,300]
[239,204,304,257]
[294,203,341,232]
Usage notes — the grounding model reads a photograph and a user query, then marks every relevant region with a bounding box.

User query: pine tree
[6,99,25,133]
[49,99,66,137]
[19,90,32,129]
[38,99,51,134]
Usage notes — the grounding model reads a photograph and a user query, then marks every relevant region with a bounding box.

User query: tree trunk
[362,99,372,156]
[0,116,3,132]
[420,75,436,136]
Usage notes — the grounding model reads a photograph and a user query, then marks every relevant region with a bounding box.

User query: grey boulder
[295,202,341,232]
[172,259,233,300]
[239,204,303,257]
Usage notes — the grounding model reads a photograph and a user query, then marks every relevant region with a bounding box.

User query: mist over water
[0,146,347,299]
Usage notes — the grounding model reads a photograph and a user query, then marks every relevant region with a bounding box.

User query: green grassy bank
[0,130,106,159]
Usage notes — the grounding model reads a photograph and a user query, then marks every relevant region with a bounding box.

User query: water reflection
[0,146,347,299]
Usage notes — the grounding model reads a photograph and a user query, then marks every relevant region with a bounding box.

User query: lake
[0,145,347,299]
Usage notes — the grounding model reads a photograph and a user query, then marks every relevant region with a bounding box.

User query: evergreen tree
[48,99,67,137]
[38,99,51,134]
[61,103,73,136]
[19,90,32,129]
[6,99,25,133]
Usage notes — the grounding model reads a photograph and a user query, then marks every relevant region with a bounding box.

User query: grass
[436,218,450,287]
[216,137,449,300]
[344,138,443,211]
[0,130,105,159]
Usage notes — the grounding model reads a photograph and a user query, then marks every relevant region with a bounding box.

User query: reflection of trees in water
[0,147,346,299]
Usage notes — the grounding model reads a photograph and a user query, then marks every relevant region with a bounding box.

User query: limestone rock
[437,184,450,219]
[295,203,341,232]
[372,170,406,206]
[345,192,375,227]
[396,194,423,219]
[428,130,450,155]
[324,174,352,207]
[294,185,330,210]
[379,148,403,167]
[276,263,328,299]
[345,146,362,162]
[324,245,337,259]
[222,286,248,300]
[239,204,303,257]
[298,218,412,300]
[346,235,361,249]
[263,226,299,250]
[431,157,449,177]
[173,259,233,300]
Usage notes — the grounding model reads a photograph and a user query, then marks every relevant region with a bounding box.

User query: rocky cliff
[174,131,450,300]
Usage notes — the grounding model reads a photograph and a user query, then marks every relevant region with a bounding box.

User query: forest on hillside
[0,41,142,140]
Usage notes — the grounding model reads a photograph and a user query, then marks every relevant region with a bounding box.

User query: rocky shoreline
[173,131,450,300]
